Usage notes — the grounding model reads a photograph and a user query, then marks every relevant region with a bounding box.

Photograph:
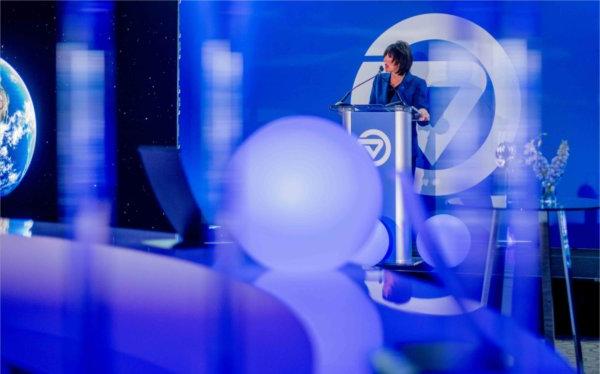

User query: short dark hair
[384,41,413,75]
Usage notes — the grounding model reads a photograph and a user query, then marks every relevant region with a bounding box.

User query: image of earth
[0,58,36,197]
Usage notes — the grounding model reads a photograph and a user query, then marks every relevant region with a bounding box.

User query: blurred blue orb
[351,220,389,267]
[224,116,382,272]
[416,214,471,268]
[0,58,36,197]
[255,271,383,372]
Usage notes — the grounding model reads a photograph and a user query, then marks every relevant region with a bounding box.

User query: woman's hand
[418,108,430,122]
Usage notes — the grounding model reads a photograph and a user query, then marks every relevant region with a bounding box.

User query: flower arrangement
[523,137,569,206]
[495,142,516,169]
[494,142,516,205]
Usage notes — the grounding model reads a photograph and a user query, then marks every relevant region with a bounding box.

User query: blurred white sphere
[351,220,389,267]
[416,214,471,268]
[224,116,382,272]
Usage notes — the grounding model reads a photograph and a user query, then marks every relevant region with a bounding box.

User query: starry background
[0,1,178,232]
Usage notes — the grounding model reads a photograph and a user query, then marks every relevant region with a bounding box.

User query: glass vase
[539,182,557,208]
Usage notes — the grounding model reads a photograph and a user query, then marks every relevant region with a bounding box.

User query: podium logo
[352,13,521,196]
[358,129,391,167]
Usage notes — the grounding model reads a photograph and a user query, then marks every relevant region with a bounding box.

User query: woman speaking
[369,41,430,122]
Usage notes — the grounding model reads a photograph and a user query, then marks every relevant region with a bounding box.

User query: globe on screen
[0,58,36,197]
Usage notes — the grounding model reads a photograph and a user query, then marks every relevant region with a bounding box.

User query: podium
[332,104,414,265]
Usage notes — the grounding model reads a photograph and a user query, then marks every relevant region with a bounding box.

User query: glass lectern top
[329,104,411,112]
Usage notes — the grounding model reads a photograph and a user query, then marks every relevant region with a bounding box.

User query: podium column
[393,109,413,265]
[338,106,414,265]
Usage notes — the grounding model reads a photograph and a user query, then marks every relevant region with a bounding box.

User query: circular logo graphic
[354,13,521,196]
[358,129,392,167]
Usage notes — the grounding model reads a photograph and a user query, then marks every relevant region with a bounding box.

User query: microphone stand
[333,66,383,107]
[386,90,421,120]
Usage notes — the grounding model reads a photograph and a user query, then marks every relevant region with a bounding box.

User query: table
[448,196,599,374]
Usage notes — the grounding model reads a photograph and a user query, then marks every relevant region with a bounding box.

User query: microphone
[386,89,423,119]
[392,87,405,106]
[333,66,383,106]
